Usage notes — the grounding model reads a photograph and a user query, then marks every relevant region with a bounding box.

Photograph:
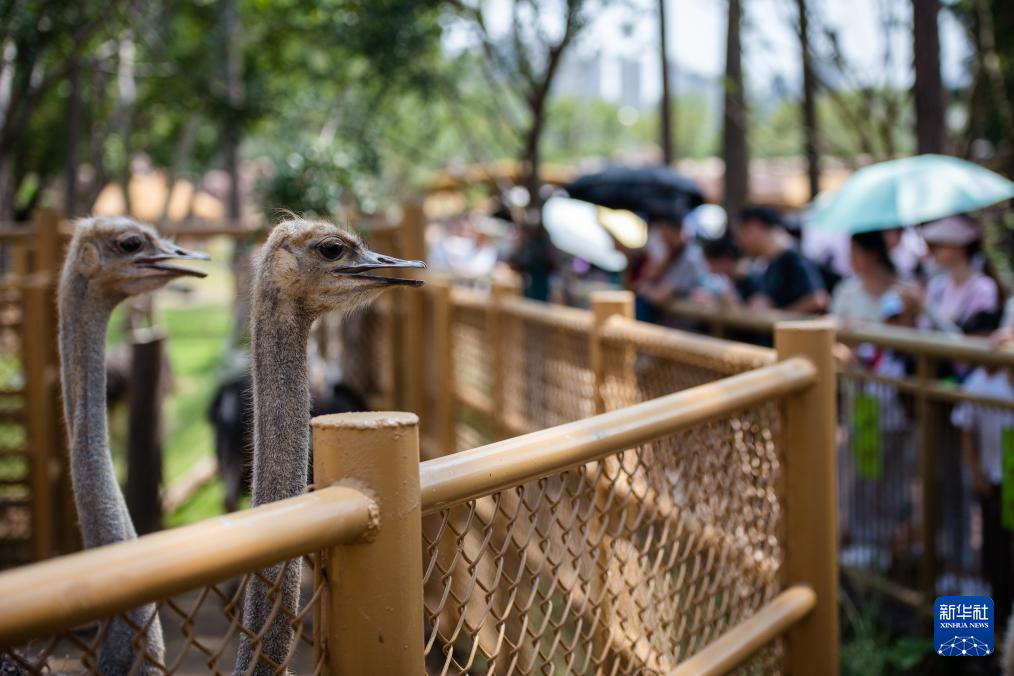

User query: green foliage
[839,589,939,676]
[259,144,379,218]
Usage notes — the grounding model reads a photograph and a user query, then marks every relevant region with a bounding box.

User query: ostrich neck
[250,292,313,505]
[58,272,131,549]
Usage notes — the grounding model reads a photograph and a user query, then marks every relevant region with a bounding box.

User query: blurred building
[556,52,603,100]
[617,56,642,109]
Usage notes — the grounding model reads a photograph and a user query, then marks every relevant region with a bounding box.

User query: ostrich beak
[334,248,426,287]
[136,240,210,278]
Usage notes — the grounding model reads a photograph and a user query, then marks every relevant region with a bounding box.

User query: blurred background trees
[2,0,1013,228]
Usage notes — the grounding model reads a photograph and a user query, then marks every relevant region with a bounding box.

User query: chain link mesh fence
[499,311,594,436]
[0,284,28,568]
[1,558,324,675]
[422,401,786,675]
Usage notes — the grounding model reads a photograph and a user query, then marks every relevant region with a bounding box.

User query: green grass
[108,301,235,526]
[165,480,224,527]
[161,305,231,484]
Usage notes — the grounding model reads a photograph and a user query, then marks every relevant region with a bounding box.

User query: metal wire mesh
[451,303,493,450]
[422,401,786,675]
[0,558,325,675]
[0,286,27,569]
[346,298,394,411]
[837,372,920,589]
[500,315,594,436]
[836,364,1014,605]
[599,320,775,409]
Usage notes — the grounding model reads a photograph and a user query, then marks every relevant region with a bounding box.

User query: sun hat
[920,216,981,246]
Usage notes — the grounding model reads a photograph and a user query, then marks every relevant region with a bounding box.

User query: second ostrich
[59,217,207,674]
[236,218,424,675]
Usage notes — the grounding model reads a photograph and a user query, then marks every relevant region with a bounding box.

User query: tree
[912,0,946,154]
[952,0,1014,174]
[446,0,595,223]
[797,0,820,199]
[0,1,126,218]
[722,0,748,217]
[658,0,674,164]
[800,1,913,164]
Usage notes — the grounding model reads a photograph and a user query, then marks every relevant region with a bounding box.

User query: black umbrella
[565,165,704,220]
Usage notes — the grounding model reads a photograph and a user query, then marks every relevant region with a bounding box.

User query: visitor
[691,236,750,308]
[829,231,902,324]
[733,206,828,312]
[902,216,1001,333]
[951,310,1014,616]
[634,212,708,323]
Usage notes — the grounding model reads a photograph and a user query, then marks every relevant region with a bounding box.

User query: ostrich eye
[118,235,143,254]
[317,238,344,261]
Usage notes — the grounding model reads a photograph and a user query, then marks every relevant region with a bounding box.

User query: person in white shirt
[951,316,1014,616]
[830,230,900,323]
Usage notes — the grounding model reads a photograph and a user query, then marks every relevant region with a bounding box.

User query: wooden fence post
[312,411,424,676]
[125,329,166,535]
[398,204,427,418]
[775,320,838,676]
[20,276,54,561]
[429,274,455,457]
[31,209,76,554]
[488,273,520,441]
[590,291,634,414]
[31,209,61,276]
[588,290,634,666]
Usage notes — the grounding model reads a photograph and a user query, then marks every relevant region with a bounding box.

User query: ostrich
[236,218,424,675]
[58,217,208,674]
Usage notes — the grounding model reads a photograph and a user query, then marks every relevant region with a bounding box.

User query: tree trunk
[64,58,82,217]
[521,113,544,225]
[516,93,555,301]
[221,0,252,348]
[912,0,945,154]
[115,31,136,216]
[0,156,14,221]
[722,0,748,217]
[797,0,819,199]
[658,0,674,165]
[159,113,201,222]
[223,0,243,223]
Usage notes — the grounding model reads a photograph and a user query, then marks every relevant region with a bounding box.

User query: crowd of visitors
[624,203,1013,610]
[633,204,1012,333]
[430,199,1013,608]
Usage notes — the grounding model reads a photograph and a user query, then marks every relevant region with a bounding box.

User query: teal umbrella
[807,154,1014,232]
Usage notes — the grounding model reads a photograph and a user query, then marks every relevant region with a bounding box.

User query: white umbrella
[542,197,629,272]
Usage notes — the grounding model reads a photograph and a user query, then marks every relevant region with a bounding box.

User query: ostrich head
[257,217,425,317]
[66,216,209,299]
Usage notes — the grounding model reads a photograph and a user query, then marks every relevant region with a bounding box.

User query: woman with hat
[903,215,1001,333]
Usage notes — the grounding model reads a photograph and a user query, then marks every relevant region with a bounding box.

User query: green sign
[853,393,883,480]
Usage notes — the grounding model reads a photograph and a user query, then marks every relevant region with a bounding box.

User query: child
[951,310,1014,617]
[691,237,748,308]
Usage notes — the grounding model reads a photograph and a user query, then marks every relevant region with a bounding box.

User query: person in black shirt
[734,206,828,313]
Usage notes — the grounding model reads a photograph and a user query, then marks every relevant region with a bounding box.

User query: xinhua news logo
[935,596,994,657]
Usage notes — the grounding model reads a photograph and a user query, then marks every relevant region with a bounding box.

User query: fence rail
[656,296,1014,609]
[420,356,814,513]
[0,486,376,645]
[0,315,838,674]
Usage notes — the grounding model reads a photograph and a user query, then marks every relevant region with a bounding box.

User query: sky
[595,0,973,98]
[464,0,974,101]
